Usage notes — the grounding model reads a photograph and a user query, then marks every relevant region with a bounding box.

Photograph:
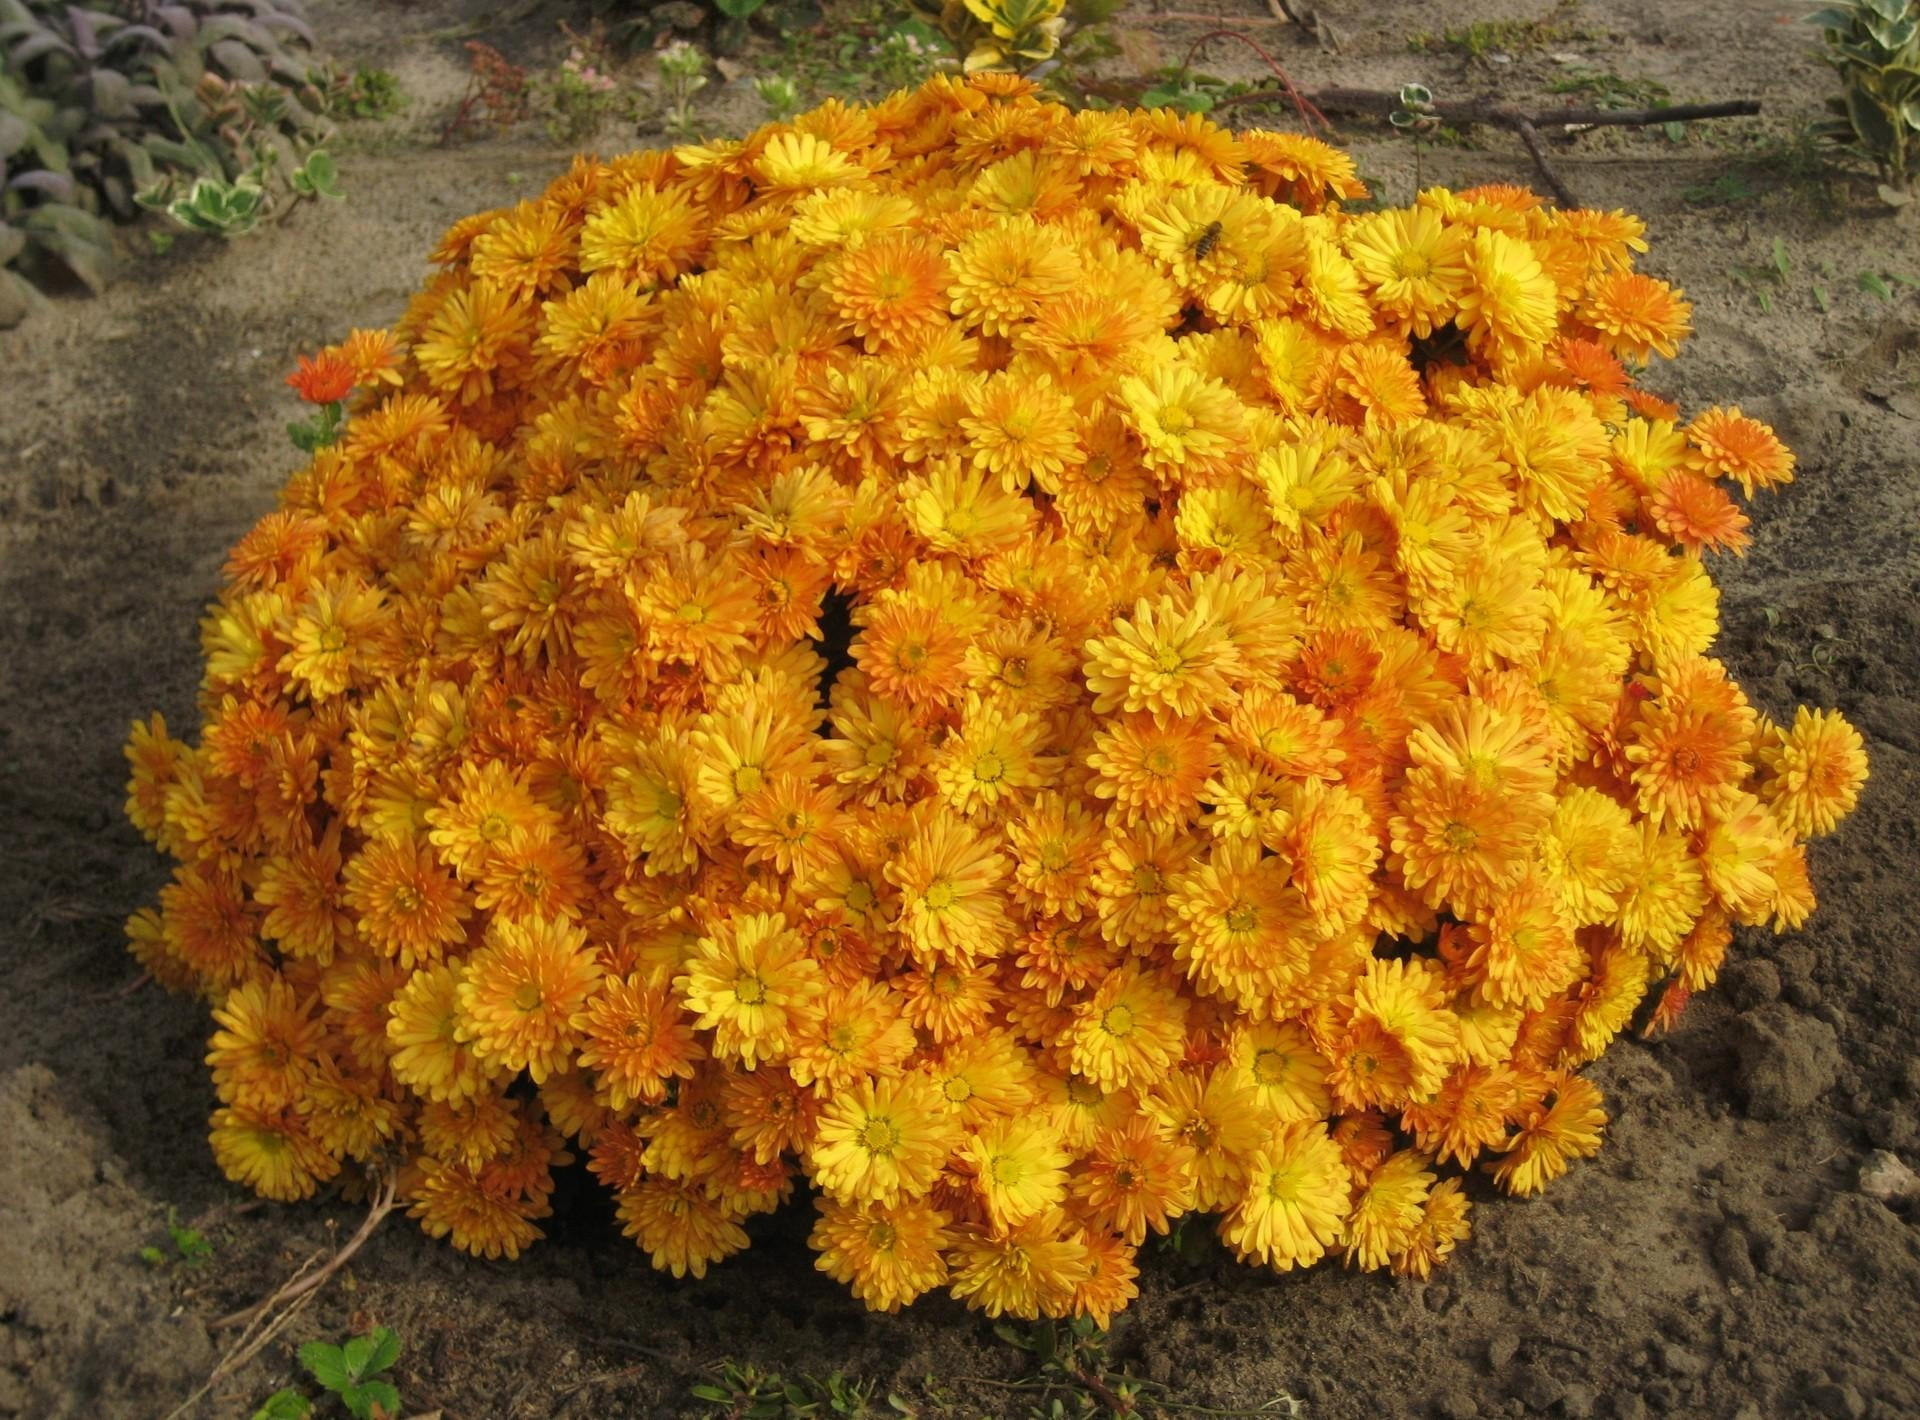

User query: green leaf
[19,204,114,291]
[342,1378,400,1420]
[689,1383,733,1401]
[713,0,768,18]
[1858,270,1894,298]
[251,1389,313,1420]
[297,1340,352,1393]
[138,1245,165,1266]
[361,1327,400,1378]
[1845,82,1900,152]
[341,1333,376,1380]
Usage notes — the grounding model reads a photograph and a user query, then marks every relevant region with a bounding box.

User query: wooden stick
[1214,85,1762,206]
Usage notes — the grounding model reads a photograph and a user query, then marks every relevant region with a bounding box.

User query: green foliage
[322,65,405,121]
[251,1390,313,1420]
[1729,235,1794,313]
[0,0,335,297]
[767,3,952,110]
[288,398,345,452]
[530,27,629,144]
[1136,67,1243,114]
[989,1319,1306,1420]
[755,71,801,120]
[1857,267,1920,297]
[690,1361,906,1418]
[1682,171,1759,207]
[1807,0,1920,198]
[138,1207,213,1269]
[656,39,707,137]
[1406,9,1581,60]
[295,1326,402,1420]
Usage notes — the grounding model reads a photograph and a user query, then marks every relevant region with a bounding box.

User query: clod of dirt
[1806,1380,1870,1420]
[1730,1004,1843,1121]
[1509,1364,1564,1412]
[0,1065,215,1418]
[1720,958,1783,1011]
[1658,1342,1708,1378]
[1858,1149,1920,1202]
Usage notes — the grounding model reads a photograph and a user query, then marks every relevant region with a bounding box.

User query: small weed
[690,1361,906,1417]
[770,3,953,107]
[1681,172,1758,208]
[1729,235,1793,313]
[324,67,408,122]
[1547,68,1670,109]
[251,1390,313,1420]
[140,1207,213,1269]
[1138,67,1244,114]
[1857,270,1920,301]
[657,40,710,138]
[530,25,631,144]
[1760,606,1852,679]
[1407,7,1582,60]
[441,41,530,145]
[296,1325,403,1420]
[755,73,804,122]
[985,1318,1305,1419]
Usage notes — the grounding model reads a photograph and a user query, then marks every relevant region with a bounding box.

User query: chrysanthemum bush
[124,75,1870,1321]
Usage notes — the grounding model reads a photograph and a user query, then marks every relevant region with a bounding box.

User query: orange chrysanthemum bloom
[285,348,357,404]
[455,916,603,1083]
[124,78,1863,1318]
[1581,270,1692,361]
[1685,405,1796,497]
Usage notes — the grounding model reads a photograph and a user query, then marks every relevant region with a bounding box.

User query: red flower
[285,349,357,404]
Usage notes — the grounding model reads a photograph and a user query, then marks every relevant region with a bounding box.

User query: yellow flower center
[860,1117,902,1155]
[942,1076,973,1104]
[924,881,957,912]
[735,974,768,1006]
[1101,1004,1136,1038]
[973,751,1006,784]
[513,983,544,1013]
[1252,1048,1289,1086]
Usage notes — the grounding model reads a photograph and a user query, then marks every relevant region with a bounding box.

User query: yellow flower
[961,1116,1071,1227]
[1221,1122,1350,1271]
[1757,706,1869,839]
[811,1196,954,1312]
[809,1071,959,1204]
[1067,965,1188,1091]
[676,911,826,1068]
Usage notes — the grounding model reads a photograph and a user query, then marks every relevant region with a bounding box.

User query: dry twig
[160,1171,400,1420]
[1214,85,1763,205]
[216,1168,400,1331]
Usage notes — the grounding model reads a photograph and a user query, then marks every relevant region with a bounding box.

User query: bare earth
[2,0,1917,1416]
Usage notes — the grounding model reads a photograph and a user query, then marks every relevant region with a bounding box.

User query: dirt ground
[3,0,1918,1416]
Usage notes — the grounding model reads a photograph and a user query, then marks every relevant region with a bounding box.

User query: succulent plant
[1,0,334,298]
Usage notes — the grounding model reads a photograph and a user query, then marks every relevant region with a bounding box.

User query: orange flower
[285,348,357,404]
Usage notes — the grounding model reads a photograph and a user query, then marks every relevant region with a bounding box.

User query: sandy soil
[2,0,1917,1416]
